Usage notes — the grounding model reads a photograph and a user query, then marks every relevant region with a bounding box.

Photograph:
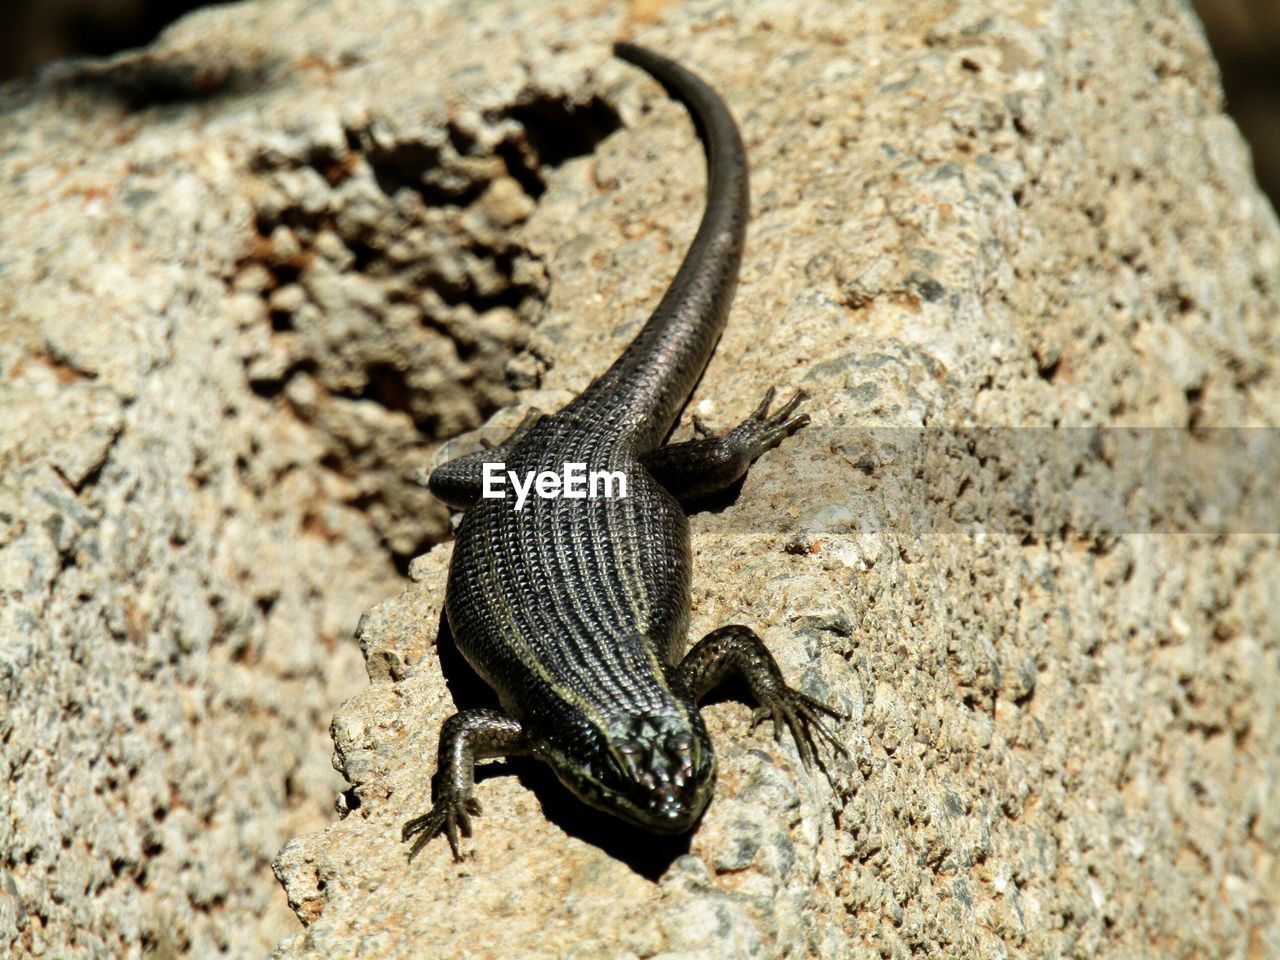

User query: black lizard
[404,41,845,861]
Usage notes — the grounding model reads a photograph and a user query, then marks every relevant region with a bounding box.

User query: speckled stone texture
[1,0,1276,958]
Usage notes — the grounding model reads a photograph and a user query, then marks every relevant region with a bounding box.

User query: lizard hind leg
[641,388,809,502]
[425,408,544,509]
[677,624,846,771]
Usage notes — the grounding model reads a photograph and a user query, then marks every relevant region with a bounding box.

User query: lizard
[403,41,846,862]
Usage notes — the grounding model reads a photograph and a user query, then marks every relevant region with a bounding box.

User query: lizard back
[445,44,749,736]
[445,417,692,730]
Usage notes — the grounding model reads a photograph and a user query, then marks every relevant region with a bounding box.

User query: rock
[0,0,1276,958]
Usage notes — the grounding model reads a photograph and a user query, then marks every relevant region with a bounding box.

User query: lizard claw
[690,386,810,450]
[749,386,778,420]
[753,685,848,771]
[755,387,809,442]
[691,414,716,439]
[403,793,483,863]
[733,387,809,454]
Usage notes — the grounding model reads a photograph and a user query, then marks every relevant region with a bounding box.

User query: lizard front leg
[402,709,529,861]
[642,388,808,502]
[678,624,846,770]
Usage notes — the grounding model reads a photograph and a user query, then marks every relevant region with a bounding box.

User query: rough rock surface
[1,0,581,953]
[1,0,1277,958]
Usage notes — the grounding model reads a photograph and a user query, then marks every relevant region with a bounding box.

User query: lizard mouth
[556,747,717,835]
[632,793,708,834]
[579,781,711,835]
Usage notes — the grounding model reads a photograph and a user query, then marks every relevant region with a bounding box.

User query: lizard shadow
[435,612,694,881]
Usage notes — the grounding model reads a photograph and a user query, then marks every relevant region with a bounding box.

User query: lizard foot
[748,687,848,772]
[642,388,810,502]
[679,624,847,772]
[402,793,483,863]
[739,386,810,450]
[701,386,809,459]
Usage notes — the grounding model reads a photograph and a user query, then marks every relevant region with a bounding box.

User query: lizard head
[547,709,717,833]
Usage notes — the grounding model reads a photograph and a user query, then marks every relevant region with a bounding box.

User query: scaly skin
[403,42,845,863]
